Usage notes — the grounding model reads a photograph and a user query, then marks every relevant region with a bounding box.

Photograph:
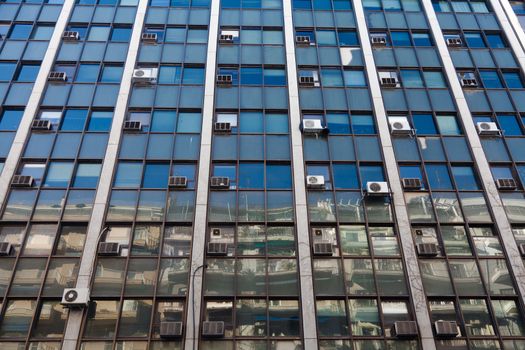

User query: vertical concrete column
[421,0,525,306]
[0,0,75,207]
[282,0,319,349]
[490,0,525,69]
[353,1,436,348]
[183,0,219,348]
[61,0,149,347]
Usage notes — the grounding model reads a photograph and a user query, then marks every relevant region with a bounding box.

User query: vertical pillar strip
[0,0,75,207]
[421,0,525,306]
[490,0,525,70]
[61,0,149,347]
[282,0,319,349]
[352,1,437,348]
[183,0,220,348]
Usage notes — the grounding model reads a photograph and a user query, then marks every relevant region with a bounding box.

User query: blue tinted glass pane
[412,33,432,46]
[177,113,202,133]
[9,24,32,39]
[16,65,40,82]
[486,34,505,48]
[343,71,366,87]
[172,164,196,188]
[115,163,143,187]
[391,32,411,46]
[497,115,522,136]
[76,64,100,82]
[326,114,350,134]
[159,66,182,84]
[503,72,524,88]
[334,0,352,9]
[241,67,263,85]
[151,111,176,132]
[111,28,132,42]
[143,164,170,188]
[0,110,23,131]
[465,33,486,48]
[44,162,74,187]
[101,66,123,83]
[426,164,453,189]
[352,115,375,134]
[333,164,358,189]
[479,71,503,88]
[267,165,292,189]
[182,68,204,84]
[264,69,286,86]
[321,69,344,87]
[88,26,110,41]
[436,116,462,135]
[360,166,384,188]
[61,110,88,131]
[88,111,113,131]
[0,63,16,81]
[401,70,423,87]
[338,31,358,46]
[293,0,312,9]
[413,114,437,134]
[452,166,479,190]
[240,112,263,133]
[266,114,288,133]
[173,135,200,159]
[239,163,264,189]
[400,166,424,187]
[74,164,101,187]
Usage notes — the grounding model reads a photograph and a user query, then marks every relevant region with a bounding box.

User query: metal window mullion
[493,0,525,66]
[352,0,436,348]
[421,0,525,308]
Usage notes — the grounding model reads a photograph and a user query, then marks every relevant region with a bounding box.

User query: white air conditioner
[63,31,80,41]
[302,119,325,133]
[306,175,325,189]
[461,77,478,87]
[133,68,158,83]
[388,116,412,135]
[446,37,462,47]
[219,34,234,43]
[61,288,90,308]
[296,35,311,45]
[381,77,398,87]
[371,36,387,45]
[366,181,389,196]
[141,33,158,43]
[476,122,500,135]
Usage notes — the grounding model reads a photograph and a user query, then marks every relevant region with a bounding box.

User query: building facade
[1,0,525,348]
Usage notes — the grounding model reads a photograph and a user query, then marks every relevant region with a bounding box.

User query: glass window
[486,33,506,48]
[9,24,32,40]
[391,32,412,46]
[412,33,432,46]
[0,63,16,81]
[111,28,132,42]
[436,115,461,135]
[503,72,524,88]
[143,164,170,188]
[159,66,182,84]
[479,71,503,88]
[76,64,100,82]
[0,110,23,131]
[16,65,40,82]
[338,31,358,46]
[61,110,88,131]
[44,162,74,187]
[423,71,446,88]
[74,164,102,188]
[464,33,486,48]
[401,70,424,87]
[452,166,479,190]
[88,111,113,131]
[426,164,453,189]
[343,70,366,87]
[88,26,110,41]
[497,115,522,135]
[114,162,143,188]
[84,300,119,338]
[0,300,36,337]
[182,68,205,84]
[413,114,438,134]
[101,66,123,83]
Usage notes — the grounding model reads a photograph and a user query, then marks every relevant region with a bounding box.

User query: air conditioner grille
[202,321,225,337]
[416,243,439,257]
[169,176,188,188]
[402,178,422,190]
[313,242,333,256]
[0,242,12,256]
[160,321,183,338]
[210,177,230,189]
[98,242,120,256]
[207,242,228,256]
[435,321,459,338]
[11,175,33,187]
[497,178,517,190]
[392,321,418,338]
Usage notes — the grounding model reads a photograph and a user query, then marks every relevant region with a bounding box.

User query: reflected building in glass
[1,0,525,348]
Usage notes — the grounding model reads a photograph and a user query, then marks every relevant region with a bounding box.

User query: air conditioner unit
[219,34,234,43]
[388,117,412,135]
[296,35,311,45]
[371,36,387,45]
[302,119,325,133]
[61,288,90,308]
[392,321,418,338]
[31,119,52,131]
[160,321,183,338]
[461,78,478,87]
[202,321,225,337]
[402,178,422,190]
[416,243,439,257]
[217,74,232,85]
[381,77,398,87]
[496,178,517,190]
[210,177,230,189]
[169,176,188,188]
[214,122,232,133]
[133,68,158,83]
[207,242,228,256]
[435,321,459,338]
[446,38,462,47]
[476,122,500,135]
[299,75,315,86]
[366,181,389,196]
[0,242,12,256]
[48,71,67,82]
[141,33,158,43]
[123,121,142,132]
[313,242,333,256]
[62,31,80,41]
[98,242,120,256]
[11,175,34,187]
[306,175,325,189]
